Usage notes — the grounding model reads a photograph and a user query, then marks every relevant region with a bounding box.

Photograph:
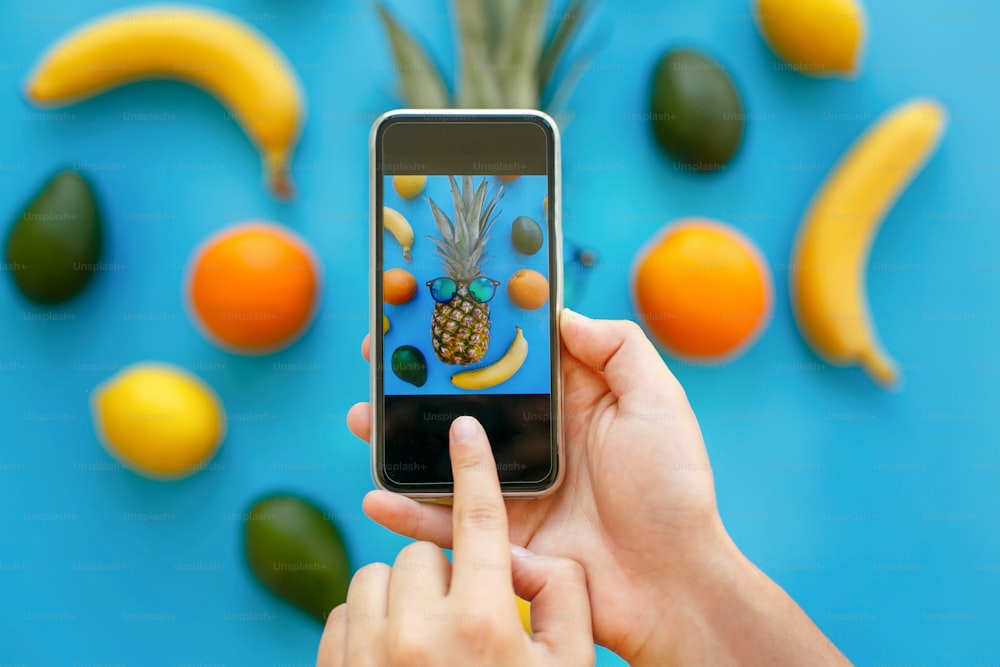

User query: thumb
[560,309,683,410]
[510,546,595,664]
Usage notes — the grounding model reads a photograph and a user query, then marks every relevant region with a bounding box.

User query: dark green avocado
[4,170,103,304]
[244,494,351,623]
[392,345,428,387]
[649,49,745,172]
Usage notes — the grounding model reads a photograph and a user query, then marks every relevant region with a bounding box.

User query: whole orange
[507,269,549,310]
[632,219,772,360]
[383,268,417,305]
[187,222,321,355]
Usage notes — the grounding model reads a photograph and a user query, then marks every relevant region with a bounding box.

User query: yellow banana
[451,327,527,390]
[790,99,947,387]
[25,5,304,199]
[383,206,414,260]
[516,596,532,635]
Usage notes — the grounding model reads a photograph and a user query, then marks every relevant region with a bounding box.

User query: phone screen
[372,112,561,495]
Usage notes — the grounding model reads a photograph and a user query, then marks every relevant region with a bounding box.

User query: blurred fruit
[511,216,543,255]
[392,175,426,199]
[516,596,532,634]
[452,328,527,390]
[755,0,866,78]
[383,314,391,335]
[790,99,947,387]
[4,170,103,304]
[507,269,549,310]
[376,0,590,110]
[498,175,521,183]
[25,6,304,199]
[244,495,351,623]
[383,268,417,305]
[632,220,772,360]
[91,363,225,479]
[383,207,414,261]
[392,345,427,387]
[187,223,320,355]
[649,49,744,171]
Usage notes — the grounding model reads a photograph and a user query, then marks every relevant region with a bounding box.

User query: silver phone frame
[368,108,564,499]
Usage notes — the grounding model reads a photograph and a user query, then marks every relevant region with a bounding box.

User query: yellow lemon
[755,0,866,78]
[392,175,426,199]
[91,363,226,479]
[516,596,532,634]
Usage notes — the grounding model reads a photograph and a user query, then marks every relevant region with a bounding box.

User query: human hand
[347,310,730,663]
[317,416,594,667]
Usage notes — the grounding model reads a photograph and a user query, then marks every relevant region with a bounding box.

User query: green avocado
[511,216,543,255]
[392,345,427,387]
[4,170,103,304]
[649,49,744,172]
[244,495,351,623]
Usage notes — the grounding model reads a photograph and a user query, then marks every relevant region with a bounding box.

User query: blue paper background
[1,1,998,665]
[383,174,551,396]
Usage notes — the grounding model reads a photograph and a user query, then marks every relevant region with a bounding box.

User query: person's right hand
[347,310,733,663]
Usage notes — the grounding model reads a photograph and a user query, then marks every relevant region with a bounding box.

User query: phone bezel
[369,109,564,499]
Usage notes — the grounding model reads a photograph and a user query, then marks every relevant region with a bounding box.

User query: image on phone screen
[373,113,561,496]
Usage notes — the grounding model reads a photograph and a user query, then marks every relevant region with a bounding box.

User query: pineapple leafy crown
[376,0,594,113]
[428,175,503,282]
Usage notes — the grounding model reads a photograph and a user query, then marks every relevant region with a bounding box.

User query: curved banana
[451,327,527,390]
[25,5,304,199]
[790,99,947,387]
[383,206,414,260]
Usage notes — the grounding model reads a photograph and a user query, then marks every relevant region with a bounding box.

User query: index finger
[448,416,512,598]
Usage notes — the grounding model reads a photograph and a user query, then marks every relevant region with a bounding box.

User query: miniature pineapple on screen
[426,176,503,366]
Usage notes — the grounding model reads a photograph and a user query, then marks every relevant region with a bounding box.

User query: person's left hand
[316,416,595,667]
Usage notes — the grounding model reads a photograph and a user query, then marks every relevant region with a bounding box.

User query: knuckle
[395,540,440,567]
[619,318,645,339]
[552,557,587,585]
[391,627,431,664]
[457,501,506,531]
[351,562,390,586]
[455,613,505,649]
[324,603,347,629]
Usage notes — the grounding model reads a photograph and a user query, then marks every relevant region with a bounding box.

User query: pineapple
[428,175,503,365]
[376,0,593,114]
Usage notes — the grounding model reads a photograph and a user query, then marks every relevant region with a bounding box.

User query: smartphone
[370,110,563,498]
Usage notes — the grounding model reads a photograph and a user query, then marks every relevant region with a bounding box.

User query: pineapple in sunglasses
[427,176,503,365]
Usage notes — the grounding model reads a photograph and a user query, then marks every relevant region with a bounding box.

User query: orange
[383,268,417,305]
[507,269,549,310]
[187,222,320,354]
[498,175,521,183]
[632,219,772,360]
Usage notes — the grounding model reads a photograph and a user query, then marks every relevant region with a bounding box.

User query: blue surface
[1,1,998,665]
[383,174,551,396]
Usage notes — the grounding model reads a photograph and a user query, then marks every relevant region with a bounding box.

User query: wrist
[626,518,749,666]
[627,519,849,667]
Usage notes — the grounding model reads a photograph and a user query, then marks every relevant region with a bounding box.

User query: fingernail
[510,544,535,558]
[451,415,481,443]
